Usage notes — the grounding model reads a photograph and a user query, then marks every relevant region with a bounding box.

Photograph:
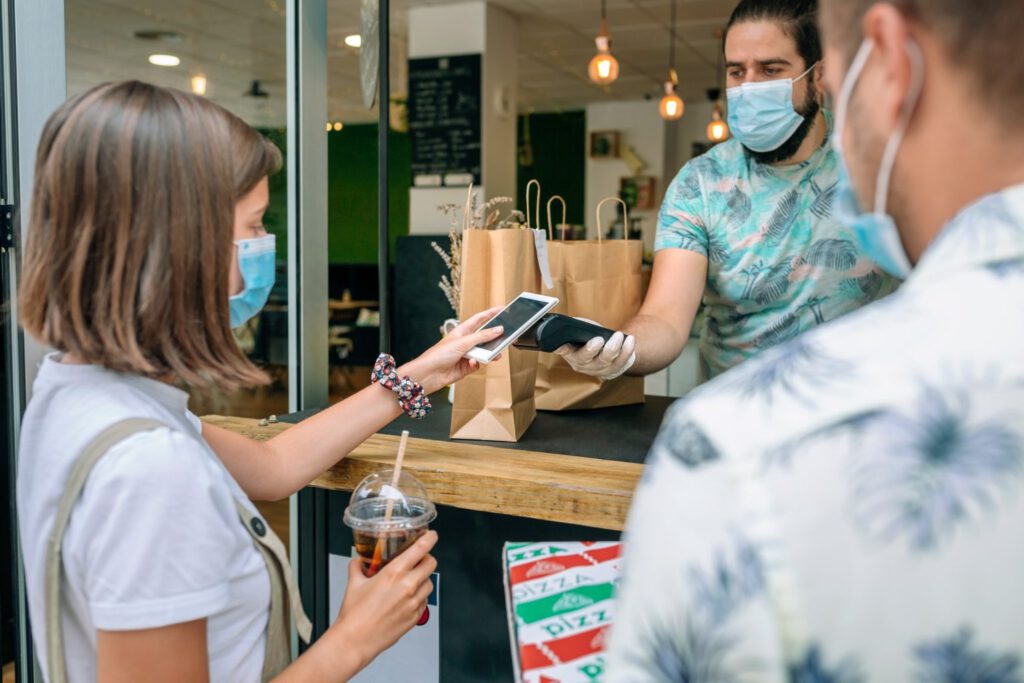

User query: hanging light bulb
[659,71,684,120]
[588,0,619,85]
[707,103,729,142]
[658,0,684,121]
[191,74,208,96]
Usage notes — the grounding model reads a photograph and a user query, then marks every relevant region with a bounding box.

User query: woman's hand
[402,307,504,394]
[275,532,438,682]
[327,532,439,672]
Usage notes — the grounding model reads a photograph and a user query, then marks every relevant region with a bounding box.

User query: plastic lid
[343,469,437,532]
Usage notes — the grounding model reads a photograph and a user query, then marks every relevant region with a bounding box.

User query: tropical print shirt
[609,183,1024,681]
[656,112,899,380]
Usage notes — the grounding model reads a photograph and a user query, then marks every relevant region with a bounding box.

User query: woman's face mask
[229,234,276,328]
[832,39,925,279]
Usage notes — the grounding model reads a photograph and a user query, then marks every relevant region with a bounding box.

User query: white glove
[555,331,637,381]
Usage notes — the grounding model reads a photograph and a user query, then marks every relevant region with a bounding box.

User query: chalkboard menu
[408,54,482,187]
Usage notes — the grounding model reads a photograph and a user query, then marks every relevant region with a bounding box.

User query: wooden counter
[202,415,645,531]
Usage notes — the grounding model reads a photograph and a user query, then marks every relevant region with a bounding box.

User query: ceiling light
[706,89,729,141]
[659,74,684,121]
[191,74,207,96]
[707,108,729,142]
[344,34,362,48]
[148,54,180,67]
[332,122,343,131]
[658,0,684,121]
[588,0,619,85]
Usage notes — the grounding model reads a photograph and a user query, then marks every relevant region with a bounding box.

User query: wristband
[371,354,432,419]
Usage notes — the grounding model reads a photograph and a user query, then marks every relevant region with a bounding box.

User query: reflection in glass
[65,0,289,418]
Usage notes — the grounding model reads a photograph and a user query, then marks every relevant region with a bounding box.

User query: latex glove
[555,330,636,381]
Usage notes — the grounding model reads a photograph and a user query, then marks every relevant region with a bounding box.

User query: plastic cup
[343,469,437,577]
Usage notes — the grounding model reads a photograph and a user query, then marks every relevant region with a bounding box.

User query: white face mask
[726,63,817,153]
[832,39,925,279]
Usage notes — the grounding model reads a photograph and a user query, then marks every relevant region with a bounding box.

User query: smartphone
[465,292,559,363]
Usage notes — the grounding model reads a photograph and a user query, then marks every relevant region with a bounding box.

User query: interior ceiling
[65,0,737,128]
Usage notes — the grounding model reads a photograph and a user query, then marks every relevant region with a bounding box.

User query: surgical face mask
[832,39,924,279]
[229,233,276,328]
[726,63,817,153]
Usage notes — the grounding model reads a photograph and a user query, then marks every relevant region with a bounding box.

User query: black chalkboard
[408,54,482,186]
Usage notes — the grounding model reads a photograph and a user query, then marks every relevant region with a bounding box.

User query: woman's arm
[98,620,210,683]
[203,308,503,501]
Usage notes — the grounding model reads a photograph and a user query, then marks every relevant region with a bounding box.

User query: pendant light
[706,54,730,142]
[707,101,729,142]
[658,0,684,120]
[588,0,620,85]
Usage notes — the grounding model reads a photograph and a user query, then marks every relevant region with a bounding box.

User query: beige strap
[45,419,312,683]
[232,500,313,683]
[45,418,165,683]
[595,196,631,243]
[525,178,541,231]
[546,195,567,240]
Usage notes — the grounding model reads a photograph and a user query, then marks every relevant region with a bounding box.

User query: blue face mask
[726,63,816,153]
[229,234,276,328]
[832,39,924,279]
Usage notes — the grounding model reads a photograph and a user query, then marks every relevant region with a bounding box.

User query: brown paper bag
[450,223,543,441]
[535,196,645,410]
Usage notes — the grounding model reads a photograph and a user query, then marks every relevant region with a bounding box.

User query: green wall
[328,124,411,264]
[516,111,586,228]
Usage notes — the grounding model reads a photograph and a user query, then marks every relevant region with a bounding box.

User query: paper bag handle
[595,197,630,242]
[546,195,567,240]
[525,179,541,231]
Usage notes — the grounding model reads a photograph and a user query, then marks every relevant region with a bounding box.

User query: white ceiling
[65,0,737,127]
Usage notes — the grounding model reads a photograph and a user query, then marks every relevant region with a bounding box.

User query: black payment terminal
[513,314,615,353]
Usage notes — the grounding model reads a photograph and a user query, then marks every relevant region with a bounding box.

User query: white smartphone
[465,292,559,364]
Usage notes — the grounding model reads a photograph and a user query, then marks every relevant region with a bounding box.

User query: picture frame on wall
[589,130,621,159]
[620,176,658,210]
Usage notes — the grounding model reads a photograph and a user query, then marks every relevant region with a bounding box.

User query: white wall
[407,3,485,57]
[584,101,666,253]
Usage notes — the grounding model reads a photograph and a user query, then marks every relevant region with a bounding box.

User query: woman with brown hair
[16,80,503,682]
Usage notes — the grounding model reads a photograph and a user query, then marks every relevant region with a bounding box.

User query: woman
[16,81,503,682]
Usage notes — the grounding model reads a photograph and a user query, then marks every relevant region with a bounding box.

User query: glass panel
[324,0,404,402]
[64,0,291,546]
[1,56,15,683]
[64,0,290,419]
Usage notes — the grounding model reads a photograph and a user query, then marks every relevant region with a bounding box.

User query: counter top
[203,396,673,531]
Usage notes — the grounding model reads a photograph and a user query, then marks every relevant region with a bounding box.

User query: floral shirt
[609,184,1024,681]
[656,112,899,380]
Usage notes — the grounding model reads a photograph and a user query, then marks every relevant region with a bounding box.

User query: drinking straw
[368,430,409,575]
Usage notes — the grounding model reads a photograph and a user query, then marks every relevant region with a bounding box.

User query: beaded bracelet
[371,353,432,420]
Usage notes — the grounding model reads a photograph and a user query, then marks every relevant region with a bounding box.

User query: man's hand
[555,331,636,381]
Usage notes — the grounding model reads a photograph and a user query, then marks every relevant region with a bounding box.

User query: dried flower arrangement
[431,185,528,314]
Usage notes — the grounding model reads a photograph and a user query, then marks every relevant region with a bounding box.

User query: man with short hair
[559,0,899,384]
[606,0,1024,678]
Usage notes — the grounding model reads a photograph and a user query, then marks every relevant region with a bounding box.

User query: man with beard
[558,0,900,384]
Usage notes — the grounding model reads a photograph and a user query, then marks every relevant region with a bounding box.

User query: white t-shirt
[17,355,270,682]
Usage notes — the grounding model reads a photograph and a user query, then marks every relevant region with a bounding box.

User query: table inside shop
[203,395,674,683]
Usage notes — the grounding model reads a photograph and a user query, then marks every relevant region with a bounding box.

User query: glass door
[1,0,25,678]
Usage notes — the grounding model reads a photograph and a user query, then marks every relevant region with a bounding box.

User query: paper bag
[450,226,543,442]
[535,196,645,410]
